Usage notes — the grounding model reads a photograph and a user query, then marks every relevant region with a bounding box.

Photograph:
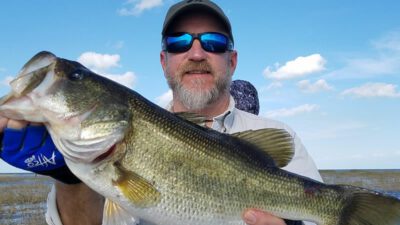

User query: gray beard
[168,75,231,111]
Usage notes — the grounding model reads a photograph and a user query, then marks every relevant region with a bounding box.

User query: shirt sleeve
[282,131,323,182]
[45,185,64,225]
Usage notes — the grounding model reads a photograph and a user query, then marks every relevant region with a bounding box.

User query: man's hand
[243,209,287,225]
[0,117,80,184]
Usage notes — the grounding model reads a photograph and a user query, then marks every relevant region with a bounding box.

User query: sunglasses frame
[162,32,234,53]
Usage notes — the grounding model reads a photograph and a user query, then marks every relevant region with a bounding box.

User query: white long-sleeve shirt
[46,96,322,225]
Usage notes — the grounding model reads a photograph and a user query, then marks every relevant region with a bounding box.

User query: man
[159,1,322,225]
[0,1,322,225]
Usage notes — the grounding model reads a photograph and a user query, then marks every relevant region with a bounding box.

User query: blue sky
[1,0,399,172]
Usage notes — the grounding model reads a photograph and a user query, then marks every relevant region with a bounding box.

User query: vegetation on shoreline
[0,174,51,225]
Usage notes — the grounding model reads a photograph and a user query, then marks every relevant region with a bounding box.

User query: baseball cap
[162,0,233,43]
[230,80,260,115]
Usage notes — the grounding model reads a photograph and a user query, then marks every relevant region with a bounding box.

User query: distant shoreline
[319,169,400,191]
[1,169,399,192]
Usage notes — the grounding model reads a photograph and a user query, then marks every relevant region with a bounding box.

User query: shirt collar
[165,96,237,133]
[211,96,236,133]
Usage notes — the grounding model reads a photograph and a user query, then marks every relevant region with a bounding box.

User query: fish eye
[68,69,85,81]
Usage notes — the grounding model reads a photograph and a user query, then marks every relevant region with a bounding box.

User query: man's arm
[55,182,104,225]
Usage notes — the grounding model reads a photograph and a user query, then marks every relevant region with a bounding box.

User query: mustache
[177,61,214,76]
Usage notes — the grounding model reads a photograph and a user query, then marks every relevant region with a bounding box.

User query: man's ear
[229,50,238,76]
[160,51,168,72]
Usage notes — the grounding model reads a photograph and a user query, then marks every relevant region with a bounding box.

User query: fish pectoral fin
[103,198,139,225]
[113,163,161,208]
[231,128,294,168]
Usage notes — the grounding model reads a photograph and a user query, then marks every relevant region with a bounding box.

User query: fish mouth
[93,144,117,163]
[11,51,57,97]
[0,55,58,122]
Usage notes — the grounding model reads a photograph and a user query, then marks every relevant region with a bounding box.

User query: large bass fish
[1,51,399,225]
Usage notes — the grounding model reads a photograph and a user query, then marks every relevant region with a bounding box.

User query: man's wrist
[39,165,81,184]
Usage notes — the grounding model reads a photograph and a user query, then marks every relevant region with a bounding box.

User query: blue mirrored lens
[165,33,192,53]
[200,33,228,53]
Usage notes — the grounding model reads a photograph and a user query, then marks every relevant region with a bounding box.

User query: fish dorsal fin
[231,128,294,168]
[174,112,208,127]
[102,198,139,225]
[113,162,161,208]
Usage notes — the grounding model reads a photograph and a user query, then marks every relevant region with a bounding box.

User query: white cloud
[78,52,120,71]
[113,41,125,50]
[1,76,14,87]
[326,56,400,80]
[372,30,400,52]
[265,104,319,118]
[77,52,137,88]
[341,82,400,98]
[118,0,163,16]
[302,121,368,141]
[325,31,400,80]
[102,72,137,89]
[155,89,172,108]
[297,79,333,93]
[265,81,283,90]
[263,54,326,80]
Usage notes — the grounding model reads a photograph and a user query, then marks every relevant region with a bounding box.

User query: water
[385,191,400,199]
[1,170,399,224]
[0,173,53,187]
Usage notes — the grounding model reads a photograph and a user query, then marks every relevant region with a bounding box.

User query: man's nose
[187,39,207,61]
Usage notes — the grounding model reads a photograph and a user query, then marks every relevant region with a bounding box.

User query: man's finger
[0,117,9,132]
[7,120,28,129]
[242,209,286,225]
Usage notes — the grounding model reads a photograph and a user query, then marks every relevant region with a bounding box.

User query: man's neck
[172,92,231,120]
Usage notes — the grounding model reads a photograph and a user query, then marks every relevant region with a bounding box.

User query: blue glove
[0,125,81,184]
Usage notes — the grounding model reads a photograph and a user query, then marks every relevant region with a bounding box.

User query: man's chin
[176,89,216,110]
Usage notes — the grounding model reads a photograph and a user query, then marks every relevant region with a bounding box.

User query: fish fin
[102,198,139,225]
[174,112,208,127]
[231,128,294,167]
[113,162,161,208]
[338,186,400,225]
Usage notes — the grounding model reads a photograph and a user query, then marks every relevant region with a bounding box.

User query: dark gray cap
[162,0,233,42]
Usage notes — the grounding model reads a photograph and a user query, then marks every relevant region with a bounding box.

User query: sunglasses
[162,32,234,53]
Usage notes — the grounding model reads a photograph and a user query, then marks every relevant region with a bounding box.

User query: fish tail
[338,186,400,225]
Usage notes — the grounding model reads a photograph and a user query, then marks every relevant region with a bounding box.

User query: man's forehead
[168,10,228,35]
